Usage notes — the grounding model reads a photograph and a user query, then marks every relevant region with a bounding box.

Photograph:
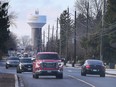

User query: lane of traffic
[18,72,91,87]
[65,67,116,87]
[1,60,116,87]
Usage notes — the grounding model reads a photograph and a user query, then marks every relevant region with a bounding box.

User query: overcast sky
[9,0,75,38]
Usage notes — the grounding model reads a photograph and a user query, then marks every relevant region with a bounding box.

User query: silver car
[6,57,20,69]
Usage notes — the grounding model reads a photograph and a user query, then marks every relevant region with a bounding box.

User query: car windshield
[37,54,59,60]
[87,60,103,65]
[8,57,19,60]
[20,59,32,63]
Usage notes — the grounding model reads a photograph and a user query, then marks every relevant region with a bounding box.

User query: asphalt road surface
[0,61,116,87]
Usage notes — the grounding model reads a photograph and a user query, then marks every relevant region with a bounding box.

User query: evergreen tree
[106,0,116,24]
[102,0,116,63]
[59,9,73,58]
[0,1,10,55]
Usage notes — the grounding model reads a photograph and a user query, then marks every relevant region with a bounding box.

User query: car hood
[39,59,61,63]
[21,63,32,65]
[7,60,19,62]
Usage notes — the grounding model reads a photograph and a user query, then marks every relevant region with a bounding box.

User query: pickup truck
[32,52,63,79]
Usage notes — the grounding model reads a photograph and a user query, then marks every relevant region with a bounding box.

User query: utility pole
[65,7,69,65]
[72,10,77,67]
[86,1,89,58]
[56,18,59,52]
[100,0,106,60]
[51,25,54,51]
[59,19,62,56]
[47,25,50,51]
[42,31,45,52]
[56,18,58,41]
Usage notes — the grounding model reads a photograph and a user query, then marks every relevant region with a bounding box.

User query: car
[81,59,105,77]
[32,52,63,79]
[6,57,20,69]
[17,57,32,73]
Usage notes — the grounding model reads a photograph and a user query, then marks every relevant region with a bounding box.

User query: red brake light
[86,65,90,69]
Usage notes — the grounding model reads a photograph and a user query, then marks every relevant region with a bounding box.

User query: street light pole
[72,10,77,67]
[100,0,106,60]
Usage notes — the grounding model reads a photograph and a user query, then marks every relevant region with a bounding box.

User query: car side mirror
[32,58,36,62]
[104,63,106,66]
[61,58,65,62]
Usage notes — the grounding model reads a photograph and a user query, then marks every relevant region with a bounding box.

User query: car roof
[19,57,32,59]
[8,57,19,59]
[86,59,103,62]
[37,52,58,55]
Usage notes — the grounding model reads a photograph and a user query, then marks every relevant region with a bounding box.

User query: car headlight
[36,62,43,68]
[6,61,10,64]
[57,62,64,68]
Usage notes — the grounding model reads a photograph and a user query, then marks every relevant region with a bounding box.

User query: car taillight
[86,65,90,69]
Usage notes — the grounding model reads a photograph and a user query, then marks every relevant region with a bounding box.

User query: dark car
[81,59,105,77]
[17,57,32,73]
[6,57,20,69]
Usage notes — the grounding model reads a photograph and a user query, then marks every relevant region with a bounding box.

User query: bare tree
[75,0,102,18]
[18,36,31,49]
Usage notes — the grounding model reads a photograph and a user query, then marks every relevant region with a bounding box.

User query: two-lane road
[0,61,116,87]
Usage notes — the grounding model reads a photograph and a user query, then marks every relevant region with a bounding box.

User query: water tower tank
[28,11,46,52]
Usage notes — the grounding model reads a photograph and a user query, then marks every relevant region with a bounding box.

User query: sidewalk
[105,69,116,75]
[0,73,15,87]
[65,63,116,75]
[0,60,18,87]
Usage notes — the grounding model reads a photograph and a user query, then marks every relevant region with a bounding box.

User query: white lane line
[68,75,95,87]
[15,75,19,87]
[67,70,73,72]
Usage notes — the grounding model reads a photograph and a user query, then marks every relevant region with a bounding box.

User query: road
[0,61,116,87]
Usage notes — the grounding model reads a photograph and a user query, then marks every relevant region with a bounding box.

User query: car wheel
[56,73,63,79]
[17,67,22,73]
[33,73,38,79]
[81,71,86,76]
[100,73,105,77]
[6,65,9,69]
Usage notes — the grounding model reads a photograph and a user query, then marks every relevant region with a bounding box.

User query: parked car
[81,59,105,77]
[17,57,32,73]
[6,57,20,69]
[32,52,63,79]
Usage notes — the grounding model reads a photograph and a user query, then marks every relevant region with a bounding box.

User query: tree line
[0,1,17,59]
[45,0,116,65]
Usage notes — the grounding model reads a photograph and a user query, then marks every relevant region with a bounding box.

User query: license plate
[28,68,31,70]
[93,69,97,71]
[47,71,51,73]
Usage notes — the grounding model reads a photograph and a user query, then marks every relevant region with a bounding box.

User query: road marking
[15,75,19,87]
[68,75,95,87]
[67,70,73,72]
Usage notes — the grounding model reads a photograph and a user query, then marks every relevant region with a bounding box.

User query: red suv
[32,52,63,79]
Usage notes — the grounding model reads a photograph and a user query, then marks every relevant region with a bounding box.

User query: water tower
[28,11,46,52]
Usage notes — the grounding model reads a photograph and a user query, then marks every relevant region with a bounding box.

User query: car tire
[33,73,38,79]
[56,73,63,79]
[100,73,105,77]
[17,67,22,73]
[6,65,9,69]
[81,71,86,76]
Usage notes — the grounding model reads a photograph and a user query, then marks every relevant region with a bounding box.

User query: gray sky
[9,0,75,38]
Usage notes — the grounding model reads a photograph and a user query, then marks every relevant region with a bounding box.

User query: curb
[106,72,116,76]
[18,75,25,87]
[15,74,19,87]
